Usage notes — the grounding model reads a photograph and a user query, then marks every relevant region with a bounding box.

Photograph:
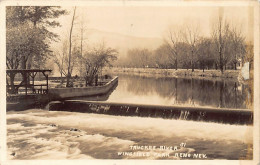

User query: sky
[54,5,253,41]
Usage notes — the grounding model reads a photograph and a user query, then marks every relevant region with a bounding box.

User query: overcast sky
[55,5,253,41]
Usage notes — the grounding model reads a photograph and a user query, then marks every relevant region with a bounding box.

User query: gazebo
[6,69,52,95]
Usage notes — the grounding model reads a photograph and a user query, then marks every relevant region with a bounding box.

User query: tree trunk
[219,82,224,108]
[175,78,178,102]
[66,73,71,87]
[80,22,84,78]
[66,7,76,87]
[9,73,16,94]
[85,76,88,87]
[175,59,177,70]
[219,53,223,73]
[191,78,194,105]
[60,72,63,84]
[88,76,94,86]
[21,56,27,85]
[191,51,194,72]
[95,75,98,86]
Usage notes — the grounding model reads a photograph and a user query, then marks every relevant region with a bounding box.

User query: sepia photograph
[1,1,259,163]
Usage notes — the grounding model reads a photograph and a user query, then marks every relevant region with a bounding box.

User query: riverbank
[103,67,242,82]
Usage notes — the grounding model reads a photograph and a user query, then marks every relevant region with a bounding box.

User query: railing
[6,84,48,95]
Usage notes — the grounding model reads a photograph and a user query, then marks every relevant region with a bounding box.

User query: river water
[71,74,248,109]
[7,109,253,160]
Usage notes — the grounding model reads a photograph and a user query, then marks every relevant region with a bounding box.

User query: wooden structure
[6,69,52,95]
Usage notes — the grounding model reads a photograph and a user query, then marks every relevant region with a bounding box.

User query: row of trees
[118,14,253,73]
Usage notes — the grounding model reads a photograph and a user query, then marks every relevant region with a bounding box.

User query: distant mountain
[86,29,163,58]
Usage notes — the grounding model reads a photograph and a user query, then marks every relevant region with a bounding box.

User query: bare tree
[83,43,118,86]
[164,27,182,70]
[229,25,246,70]
[53,7,81,86]
[196,38,213,72]
[211,8,231,73]
[153,44,172,69]
[66,7,77,87]
[77,15,88,78]
[244,42,253,70]
[125,48,152,68]
[182,23,201,72]
[53,39,80,85]
[53,52,65,79]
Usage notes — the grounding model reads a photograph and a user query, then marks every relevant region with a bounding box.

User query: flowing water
[7,110,253,160]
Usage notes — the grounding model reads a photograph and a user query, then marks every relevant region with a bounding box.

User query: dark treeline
[117,16,253,73]
[118,40,253,72]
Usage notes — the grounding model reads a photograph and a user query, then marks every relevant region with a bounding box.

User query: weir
[49,100,253,125]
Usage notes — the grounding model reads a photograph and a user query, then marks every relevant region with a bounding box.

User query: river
[70,74,248,109]
[7,74,253,160]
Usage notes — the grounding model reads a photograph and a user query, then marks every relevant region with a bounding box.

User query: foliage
[124,48,153,68]
[6,6,66,69]
[181,23,201,72]
[196,38,214,71]
[83,44,118,86]
[6,6,66,94]
[152,44,172,69]
[164,27,183,70]
[53,39,81,79]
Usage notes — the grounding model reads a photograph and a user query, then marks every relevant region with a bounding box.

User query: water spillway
[49,100,253,125]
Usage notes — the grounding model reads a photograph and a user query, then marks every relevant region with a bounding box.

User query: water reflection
[106,75,247,109]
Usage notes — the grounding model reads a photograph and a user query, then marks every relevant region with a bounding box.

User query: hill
[86,29,163,58]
